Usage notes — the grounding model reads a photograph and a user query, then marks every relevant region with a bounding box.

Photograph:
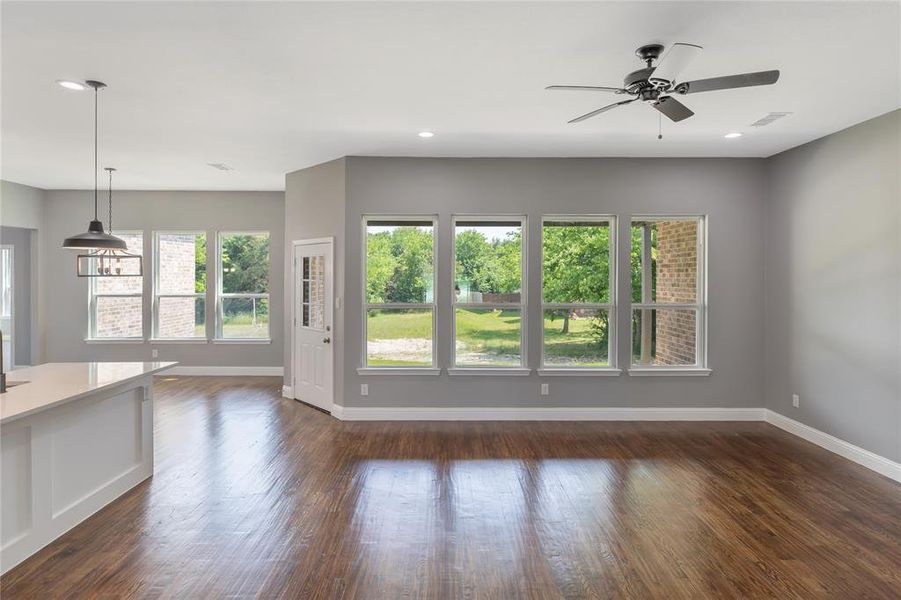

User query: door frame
[290,237,335,412]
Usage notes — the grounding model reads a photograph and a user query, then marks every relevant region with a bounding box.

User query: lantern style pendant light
[75,168,143,278]
[62,80,127,251]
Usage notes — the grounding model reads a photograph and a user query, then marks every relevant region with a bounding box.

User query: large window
[541,217,616,369]
[452,217,526,369]
[630,216,706,369]
[153,232,206,340]
[216,232,270,340]
[89,232,144,340]
[363,217,436,368]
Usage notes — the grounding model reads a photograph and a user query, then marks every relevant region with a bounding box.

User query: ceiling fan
[547,43,780,124]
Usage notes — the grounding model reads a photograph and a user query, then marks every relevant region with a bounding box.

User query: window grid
[361,215,438,369]
[451,215,528,369]
[88,231,144,340]
[152,231,206,340]
[630,215,707,369]
[216,231,271,340]
[540,216,617,370]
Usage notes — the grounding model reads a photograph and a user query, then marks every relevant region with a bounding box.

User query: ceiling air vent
[750,112,792,127]
[207,163,234,171]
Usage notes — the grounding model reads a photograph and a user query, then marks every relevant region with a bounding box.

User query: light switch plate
[792,393,800,408]
[541,383,549,396]
[361,384,369,396]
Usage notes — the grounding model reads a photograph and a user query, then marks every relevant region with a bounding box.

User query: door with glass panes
[293,240,333,411]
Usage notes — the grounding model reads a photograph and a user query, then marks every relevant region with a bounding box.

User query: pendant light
[62,80,127,251]
[75,168,143,278]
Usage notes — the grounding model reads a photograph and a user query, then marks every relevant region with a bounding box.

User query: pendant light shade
[75,168,143,277]
[63,220,128,250]
[62,79,128,252]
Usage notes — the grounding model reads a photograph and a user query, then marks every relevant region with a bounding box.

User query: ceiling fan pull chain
[658,112,663,140]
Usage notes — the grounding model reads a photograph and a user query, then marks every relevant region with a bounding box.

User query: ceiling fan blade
[652,96,694,122]
[546,85,626,93]
[568,98,636,123]
[678,70,780,94]
[648,43,703,85]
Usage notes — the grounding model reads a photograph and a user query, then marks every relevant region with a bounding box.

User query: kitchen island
[0,361,176,574]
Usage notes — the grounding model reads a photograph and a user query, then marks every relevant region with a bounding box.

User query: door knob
[322,337,331,344]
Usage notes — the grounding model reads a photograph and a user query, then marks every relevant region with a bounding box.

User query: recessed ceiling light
[418,131,434,138]
[724,132,743,139]
[57,80,85,91]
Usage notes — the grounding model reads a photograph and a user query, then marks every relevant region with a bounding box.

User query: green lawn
[366,308,608,366]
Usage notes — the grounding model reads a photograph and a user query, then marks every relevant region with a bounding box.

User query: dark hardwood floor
[2,376,899,599]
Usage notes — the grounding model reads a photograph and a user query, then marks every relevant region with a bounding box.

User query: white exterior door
[293,240,333,412]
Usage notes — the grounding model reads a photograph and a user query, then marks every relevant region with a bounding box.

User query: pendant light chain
[107,169,114,233]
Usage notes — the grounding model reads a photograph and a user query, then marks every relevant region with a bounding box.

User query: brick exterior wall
[654,221,697,365]
[157,235,198,338]
[93,233,198,338]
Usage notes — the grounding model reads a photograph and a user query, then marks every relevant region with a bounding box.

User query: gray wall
[342,157,767,408]
[764,109,901,462]
[1,180,44,230]
[1,180,45,362]
[42,190,285,367]
[0,226,34,364]
[284,158,346,404]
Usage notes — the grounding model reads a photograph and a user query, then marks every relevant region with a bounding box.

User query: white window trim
[87,230,144,341]
[152,230,207,341]
[215,230,272,342]
[451,214,528,370]
[361,215,438,371]
[627,215,709,373]
[539,215,619,374]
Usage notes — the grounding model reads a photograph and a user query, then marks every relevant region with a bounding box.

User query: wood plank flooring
[2,376,899,599]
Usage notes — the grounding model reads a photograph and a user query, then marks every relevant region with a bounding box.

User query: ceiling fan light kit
[547,42,780,130]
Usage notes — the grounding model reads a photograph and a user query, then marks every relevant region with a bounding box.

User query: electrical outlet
[792,394,800,408]
[151,349,159,359]
[361,384,369,396]
[541,383,549,396]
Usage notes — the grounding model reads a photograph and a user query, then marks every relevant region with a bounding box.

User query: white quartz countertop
[1,362,178,424]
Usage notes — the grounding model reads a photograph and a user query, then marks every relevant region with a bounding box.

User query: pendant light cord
[93,84,99,221]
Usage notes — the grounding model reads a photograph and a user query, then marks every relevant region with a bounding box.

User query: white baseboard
[765,410,901,483]
[282,385,293,398]
[166,366,283,376]
[321,404,901,482]
[332,406,766,422]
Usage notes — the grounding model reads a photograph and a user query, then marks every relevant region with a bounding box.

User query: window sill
[627,367,712,377]
[150,338,208,344]
[356,367,441,376]
[212,338,272,345]
[84,338,144,344]
[447,367,532,377]
[537,368,622,377]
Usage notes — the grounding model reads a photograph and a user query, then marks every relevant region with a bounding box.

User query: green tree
[366,232,396,303]
[221,234,270,294]
[195,235,207,293]
[387,227,433,303]
[542,224,609,334]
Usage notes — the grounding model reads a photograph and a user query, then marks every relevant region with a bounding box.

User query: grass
[366,308,608,366]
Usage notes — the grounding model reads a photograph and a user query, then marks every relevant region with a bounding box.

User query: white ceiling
[2,1,899,191]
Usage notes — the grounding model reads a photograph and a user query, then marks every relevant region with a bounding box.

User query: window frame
[628,214,709,375]
[360,215,439,373]
[449,214,529,374]
[215,230,271,343]
[151,230,207,342]
[538,215,619,375]
[87,230,144,341]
